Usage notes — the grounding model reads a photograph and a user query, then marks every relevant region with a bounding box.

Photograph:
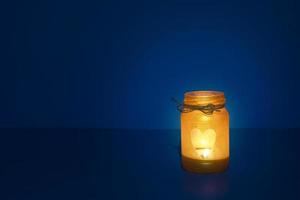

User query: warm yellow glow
[181,91,229,164]
[200,115,211,121]
[201,148,212,158]
[191,128,216,149]
[191,128,216,159]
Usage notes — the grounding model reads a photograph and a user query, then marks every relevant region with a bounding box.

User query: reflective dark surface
[0,129,299,199]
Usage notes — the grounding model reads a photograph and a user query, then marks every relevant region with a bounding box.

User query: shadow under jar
[181,91,229,173]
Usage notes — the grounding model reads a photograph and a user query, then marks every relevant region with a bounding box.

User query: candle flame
[201,149,211,158]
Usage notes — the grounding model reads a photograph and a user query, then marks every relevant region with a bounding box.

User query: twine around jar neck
[171,97,225,115]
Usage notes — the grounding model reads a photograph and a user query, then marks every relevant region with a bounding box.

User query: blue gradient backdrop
[1,0,299,128]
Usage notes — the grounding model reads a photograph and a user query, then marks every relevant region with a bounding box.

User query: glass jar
[181,91,229,173]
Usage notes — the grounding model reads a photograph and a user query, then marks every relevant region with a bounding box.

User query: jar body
[181,91,229,173]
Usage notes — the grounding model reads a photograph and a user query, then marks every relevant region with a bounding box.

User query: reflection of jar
[180,91,229,173]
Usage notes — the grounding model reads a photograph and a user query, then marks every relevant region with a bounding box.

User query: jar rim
[184,90,225,105]
[185,90,224,98]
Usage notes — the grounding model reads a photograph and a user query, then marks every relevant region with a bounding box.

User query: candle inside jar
[180,91,229,173]
[191,128,216,159]
[196,148,212,159]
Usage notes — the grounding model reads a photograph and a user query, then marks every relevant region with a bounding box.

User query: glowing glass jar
[180,91,229,173]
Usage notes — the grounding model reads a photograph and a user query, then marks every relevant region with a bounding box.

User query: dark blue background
[1,0,299,129]
[2,128,300,200]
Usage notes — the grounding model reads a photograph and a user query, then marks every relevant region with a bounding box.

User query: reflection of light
[183,172,228,199]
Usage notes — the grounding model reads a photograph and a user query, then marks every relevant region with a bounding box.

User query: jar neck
[184,91,226,106]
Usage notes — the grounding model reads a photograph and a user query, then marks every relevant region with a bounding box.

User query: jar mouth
[184,91,225,105]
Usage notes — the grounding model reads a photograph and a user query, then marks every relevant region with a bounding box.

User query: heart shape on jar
[190,128,216,150]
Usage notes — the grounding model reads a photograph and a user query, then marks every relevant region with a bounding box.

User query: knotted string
[171,97,224,115]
